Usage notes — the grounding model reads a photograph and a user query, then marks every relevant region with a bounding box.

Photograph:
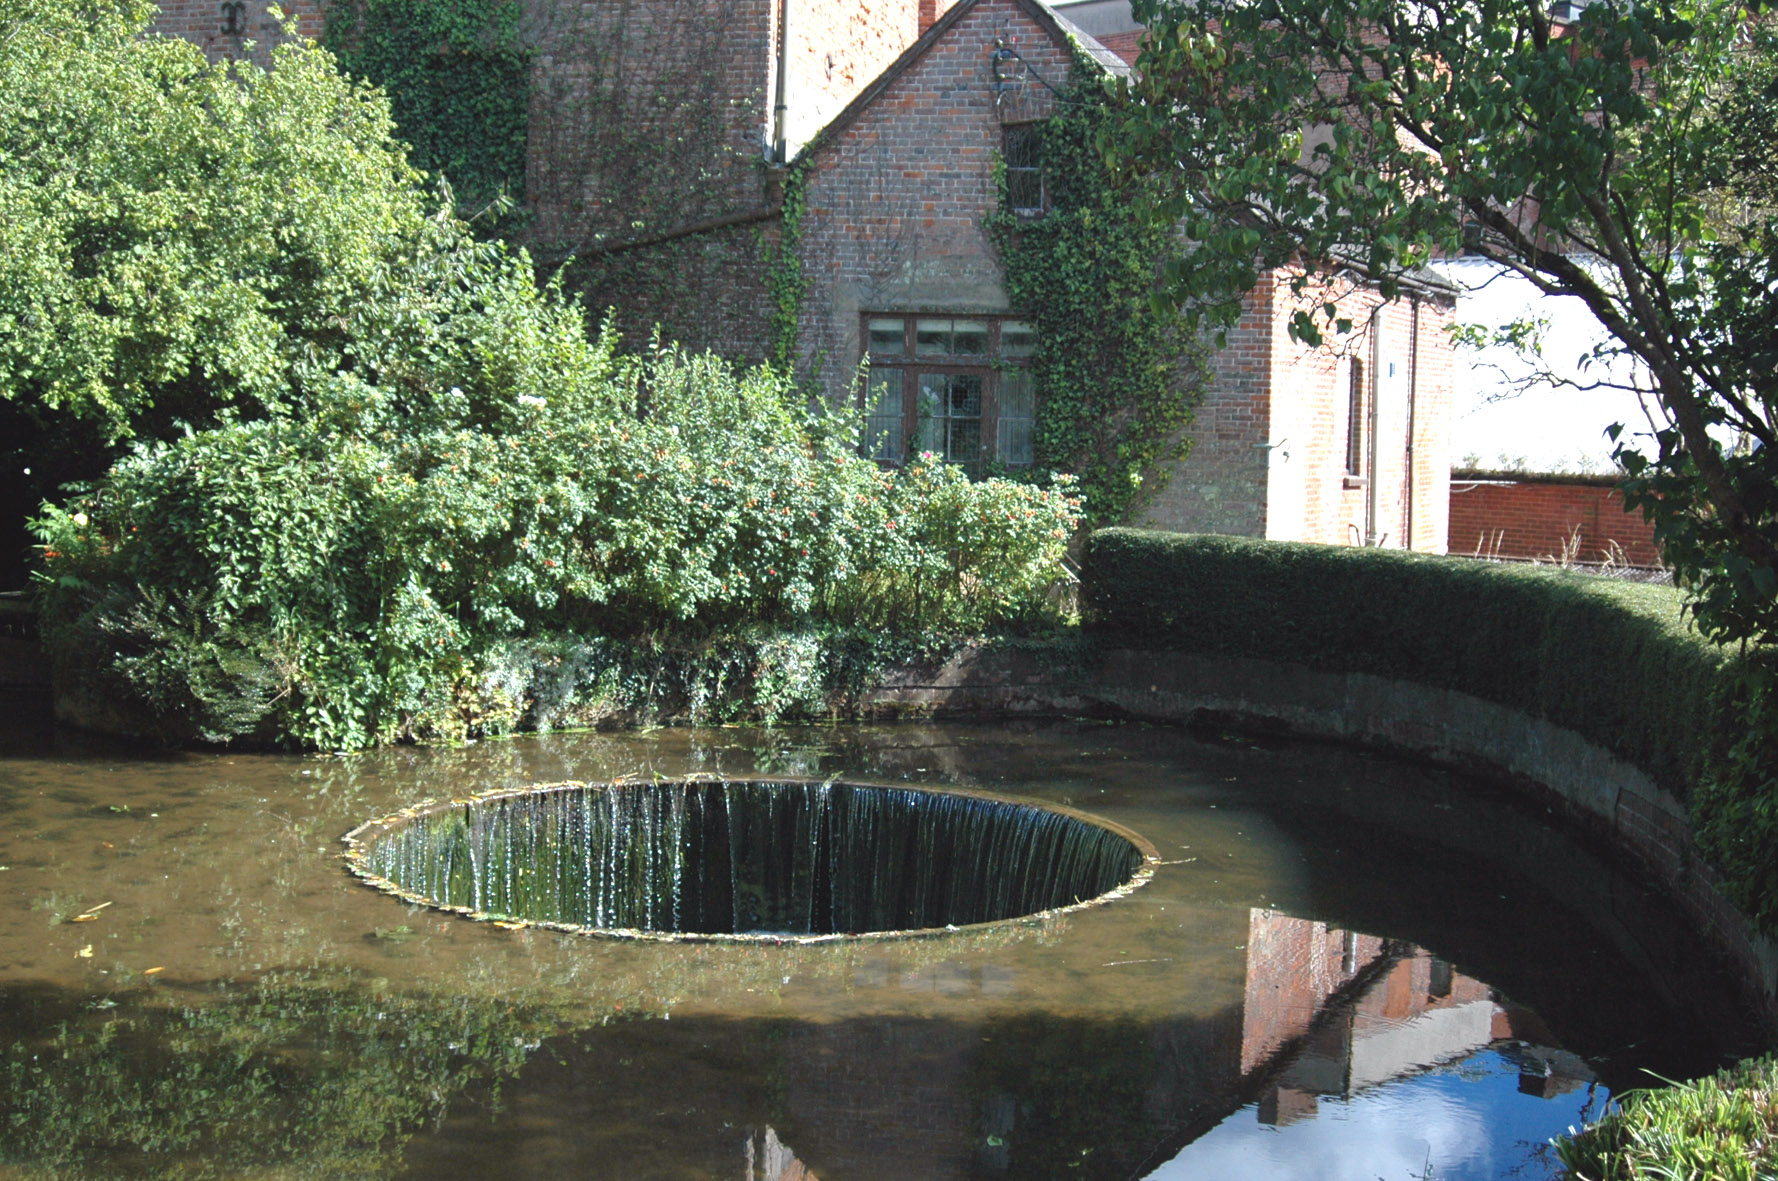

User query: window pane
[1003,125,1041,168]
[947,416,980,465]
[917,375,947,453]
[864,370,902,462]
[998,417,1033,466]
[1346,359,1365,475]
[1006,169,1043,213]
[948,373,982,416]
[1003,126,1044,214]
[916,373,983,466]
[952,320,988,356]
[998,369,1035,466]
[916,319,952,356]
[1000,320,1037,357]
[868,318,905,355]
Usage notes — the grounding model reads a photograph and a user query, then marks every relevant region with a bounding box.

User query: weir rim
[342,776,1159,943]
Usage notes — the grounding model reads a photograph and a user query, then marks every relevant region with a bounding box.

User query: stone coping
[860,642,1778,1024]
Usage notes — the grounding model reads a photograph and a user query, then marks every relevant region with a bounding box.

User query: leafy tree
[0,0,432,581]
[1114,0,1778,648]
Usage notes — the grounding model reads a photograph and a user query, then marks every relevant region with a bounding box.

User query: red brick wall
[522,0,925,358]
[1448,479,1660,565]
[1140,284,1275,536]
[793,0,1078,401]
[148,0,925,361]
[784,0,924,154]
[147,0,326,65]
[1095,28,1143,65]
[1142,272,1454,551]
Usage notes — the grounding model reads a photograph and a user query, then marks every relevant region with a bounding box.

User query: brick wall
[1448,479,1660,565]
[783,0,925,154]
[147,0,326,65]
[1141,274,1454,552]
[520,0,778,354]
[521,0,925,358]
[793,0,1077,400]
[1139,286,1274,536]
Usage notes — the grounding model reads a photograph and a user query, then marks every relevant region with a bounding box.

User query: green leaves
[986,68,1204,525]
[1121,0,1778,651]
[322,0,530,222]
[0,2,429,440]
[35,331,1080,750]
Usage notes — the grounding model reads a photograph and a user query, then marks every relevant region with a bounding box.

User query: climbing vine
[764,158,814,373]
[986,68,1205,525]
[323,0,529,222]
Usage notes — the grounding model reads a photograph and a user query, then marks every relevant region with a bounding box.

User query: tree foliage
[0,0,440,582]
[1116,0,1778,648]
[0,0,430,438]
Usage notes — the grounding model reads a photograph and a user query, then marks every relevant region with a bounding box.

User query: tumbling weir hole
[343,779,1156,940]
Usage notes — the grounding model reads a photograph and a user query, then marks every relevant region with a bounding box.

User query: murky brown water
[0,699,1756,1179]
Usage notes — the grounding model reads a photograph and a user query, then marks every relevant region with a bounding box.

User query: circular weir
[343,779,1155,939]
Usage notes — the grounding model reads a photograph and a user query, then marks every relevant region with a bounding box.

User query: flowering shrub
[35,310,1079,749]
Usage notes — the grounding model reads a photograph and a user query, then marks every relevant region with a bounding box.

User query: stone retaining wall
[861,642,1778,1023]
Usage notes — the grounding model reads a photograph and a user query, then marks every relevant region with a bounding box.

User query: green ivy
[765,158,814,373]
[986,67,1205,525]
[323,0,529,223]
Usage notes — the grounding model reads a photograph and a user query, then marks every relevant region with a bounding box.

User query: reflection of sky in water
[1151,1050,1609,1181]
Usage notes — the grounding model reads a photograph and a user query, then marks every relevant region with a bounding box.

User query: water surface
[0,704,1754,1178]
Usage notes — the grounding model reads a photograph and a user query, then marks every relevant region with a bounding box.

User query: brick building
[146,0,1457,550]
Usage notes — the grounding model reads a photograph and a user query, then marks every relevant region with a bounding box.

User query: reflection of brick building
[1240,909,1593,1126]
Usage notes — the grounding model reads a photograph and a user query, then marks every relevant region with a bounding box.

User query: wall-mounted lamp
[991,40,1020,95]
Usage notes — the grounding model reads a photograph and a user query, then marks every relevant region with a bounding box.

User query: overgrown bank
[1554,1055,1778,1180]
[35,335,1079,751]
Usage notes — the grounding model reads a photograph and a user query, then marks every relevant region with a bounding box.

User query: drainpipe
[1405,297,1420,551]
[772,0,792,162]
[1366,306,1381,547]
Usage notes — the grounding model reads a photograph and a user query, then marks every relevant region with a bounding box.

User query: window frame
[859,314,1038,471]
[1001,122,1048,217]
[1344,356,1369,485]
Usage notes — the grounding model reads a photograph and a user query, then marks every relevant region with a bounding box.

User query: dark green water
[351,780,1147,936]
[0,705,1760,1179]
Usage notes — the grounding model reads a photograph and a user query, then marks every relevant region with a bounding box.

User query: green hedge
[1081,528,1728,801]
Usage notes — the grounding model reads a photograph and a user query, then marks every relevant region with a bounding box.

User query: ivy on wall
[323,0,529,222]
[986,69,1205,526]
[764,158,812,373]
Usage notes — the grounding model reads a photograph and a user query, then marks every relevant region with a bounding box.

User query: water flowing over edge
[341,777,1159,943]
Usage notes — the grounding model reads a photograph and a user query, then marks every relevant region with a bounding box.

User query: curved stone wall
[861,641,1778,1024]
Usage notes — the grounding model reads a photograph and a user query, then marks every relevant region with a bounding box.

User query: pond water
[0,698,1757,1179]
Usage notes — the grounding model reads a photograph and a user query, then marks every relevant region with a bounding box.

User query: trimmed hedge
[1081,528,1727,801]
